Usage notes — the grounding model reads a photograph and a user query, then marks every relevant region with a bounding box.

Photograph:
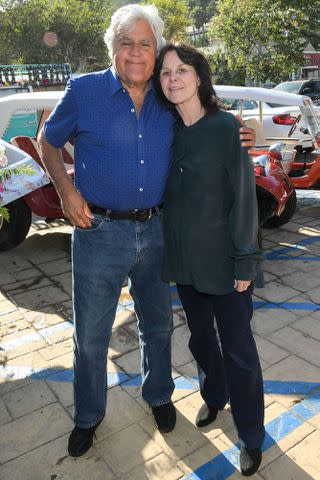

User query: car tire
[262,190,297,229]
[0,198,32,251]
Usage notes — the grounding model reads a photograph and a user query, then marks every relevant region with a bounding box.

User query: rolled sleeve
[43,80,78,148]
[227,118,264,281]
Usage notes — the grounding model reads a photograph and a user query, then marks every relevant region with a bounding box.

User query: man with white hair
[39,3,256,458]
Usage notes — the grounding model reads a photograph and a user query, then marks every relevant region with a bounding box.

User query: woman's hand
[234,280,251,292]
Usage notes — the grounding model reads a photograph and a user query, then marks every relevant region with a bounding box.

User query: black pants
[177,284,265,449]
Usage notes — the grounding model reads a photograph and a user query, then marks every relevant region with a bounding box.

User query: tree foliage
[143,0,190,42]
[209,49,245,85]
[0,0,111,72]
[186,0,216,30]
[208,0,320,84]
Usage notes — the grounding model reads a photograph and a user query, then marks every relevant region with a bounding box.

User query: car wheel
[262,190,297,229]
[0,198,32,251]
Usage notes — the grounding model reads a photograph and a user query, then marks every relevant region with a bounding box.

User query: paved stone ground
[1,192,320,479]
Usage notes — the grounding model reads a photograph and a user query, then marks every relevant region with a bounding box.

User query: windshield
[274,81,304,94]
[300,103,320,140]
[219,98,258,110]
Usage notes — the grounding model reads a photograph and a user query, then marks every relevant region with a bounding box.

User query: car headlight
[252,154,271,176]
[280,149,296,174]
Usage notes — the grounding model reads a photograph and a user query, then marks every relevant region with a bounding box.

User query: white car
[217,86,320,139]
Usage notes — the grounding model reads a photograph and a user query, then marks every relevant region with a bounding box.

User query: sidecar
[0,91,73,250]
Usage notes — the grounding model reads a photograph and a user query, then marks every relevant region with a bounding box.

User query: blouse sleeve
[226,118,264,281]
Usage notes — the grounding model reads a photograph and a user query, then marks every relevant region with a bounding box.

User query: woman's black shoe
[195,404,218,427]
[151,401,176,433]
[240,447,262,476]
[68,420,102,457]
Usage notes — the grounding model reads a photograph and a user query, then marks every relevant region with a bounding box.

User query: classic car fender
[23,184,64,218]
[255,166,294,216]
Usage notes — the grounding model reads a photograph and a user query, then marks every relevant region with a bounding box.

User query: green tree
[187,0,216,30]
[0,0,111,72]
[209,49,245,85]
[286,0,320,49]
[208,0,319,84]
[143,0,190,42]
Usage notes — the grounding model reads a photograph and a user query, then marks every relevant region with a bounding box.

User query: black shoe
[151,401,176,433]
[195,403,218,427]
[240,447,262,476]
[68,419,102,457]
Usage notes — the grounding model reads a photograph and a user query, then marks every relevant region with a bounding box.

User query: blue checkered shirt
[44,67,175,210]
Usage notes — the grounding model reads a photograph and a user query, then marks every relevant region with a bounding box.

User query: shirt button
[131,108,135,113]
[138,134,142,138]
[122,89,126,93]
[180,167,183,173]
[140,160,144,164]
[139,187,144,192]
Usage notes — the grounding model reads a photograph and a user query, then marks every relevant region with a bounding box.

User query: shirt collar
[108,65,124,96]
[109,65,154,96]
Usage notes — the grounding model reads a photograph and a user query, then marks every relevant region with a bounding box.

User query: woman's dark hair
[153,43,218,113]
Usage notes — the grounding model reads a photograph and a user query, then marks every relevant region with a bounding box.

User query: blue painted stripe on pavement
[0,365,132,387]
[7,298,319,354]
[0,365,64,381]
[253,301,320,311]
[264,380,320,395]
[174,299,320,310]
[0,321,72,351]
[46,369,133,387]
[268,256,320,261]
[172,286,320,311]
[122,374,199,390]
[0,331,43,351]
[267,236,320,261]
[182,389,320,480]
[38,321,73,339]
[1,364,319,397]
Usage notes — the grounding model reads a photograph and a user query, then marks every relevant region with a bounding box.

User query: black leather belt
[88,203,162,222]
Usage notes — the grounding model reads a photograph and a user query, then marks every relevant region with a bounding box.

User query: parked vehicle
[0,88,311,250]
[273,79,320,106]
[215,86,320,226]
[219,89,320,138]
[0,91,73,251]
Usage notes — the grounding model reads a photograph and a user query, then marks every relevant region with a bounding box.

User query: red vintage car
[216,86,320,227]
[0,88,307,251]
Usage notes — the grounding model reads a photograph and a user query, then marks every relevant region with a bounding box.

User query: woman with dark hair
[154,44,265,477]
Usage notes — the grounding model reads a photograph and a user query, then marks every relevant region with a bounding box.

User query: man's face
[113,19,157,88]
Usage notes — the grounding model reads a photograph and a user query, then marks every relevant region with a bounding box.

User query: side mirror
[302,87,312,94]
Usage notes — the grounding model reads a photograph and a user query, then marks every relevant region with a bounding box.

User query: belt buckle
[135,209,152,222]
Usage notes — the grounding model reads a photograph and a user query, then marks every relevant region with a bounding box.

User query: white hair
[104,4,166,58]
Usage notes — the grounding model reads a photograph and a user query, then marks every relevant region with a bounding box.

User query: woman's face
[159,50,200,108]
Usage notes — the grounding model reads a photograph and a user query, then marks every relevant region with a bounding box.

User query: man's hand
[61,189,94,228]
[236,115,256,148]
[234,279,251,292]
[38,129,94,228]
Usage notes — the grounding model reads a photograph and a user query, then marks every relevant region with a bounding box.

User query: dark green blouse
[163,109,264,295]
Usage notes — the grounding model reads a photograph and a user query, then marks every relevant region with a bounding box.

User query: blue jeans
[72,212,174,428]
